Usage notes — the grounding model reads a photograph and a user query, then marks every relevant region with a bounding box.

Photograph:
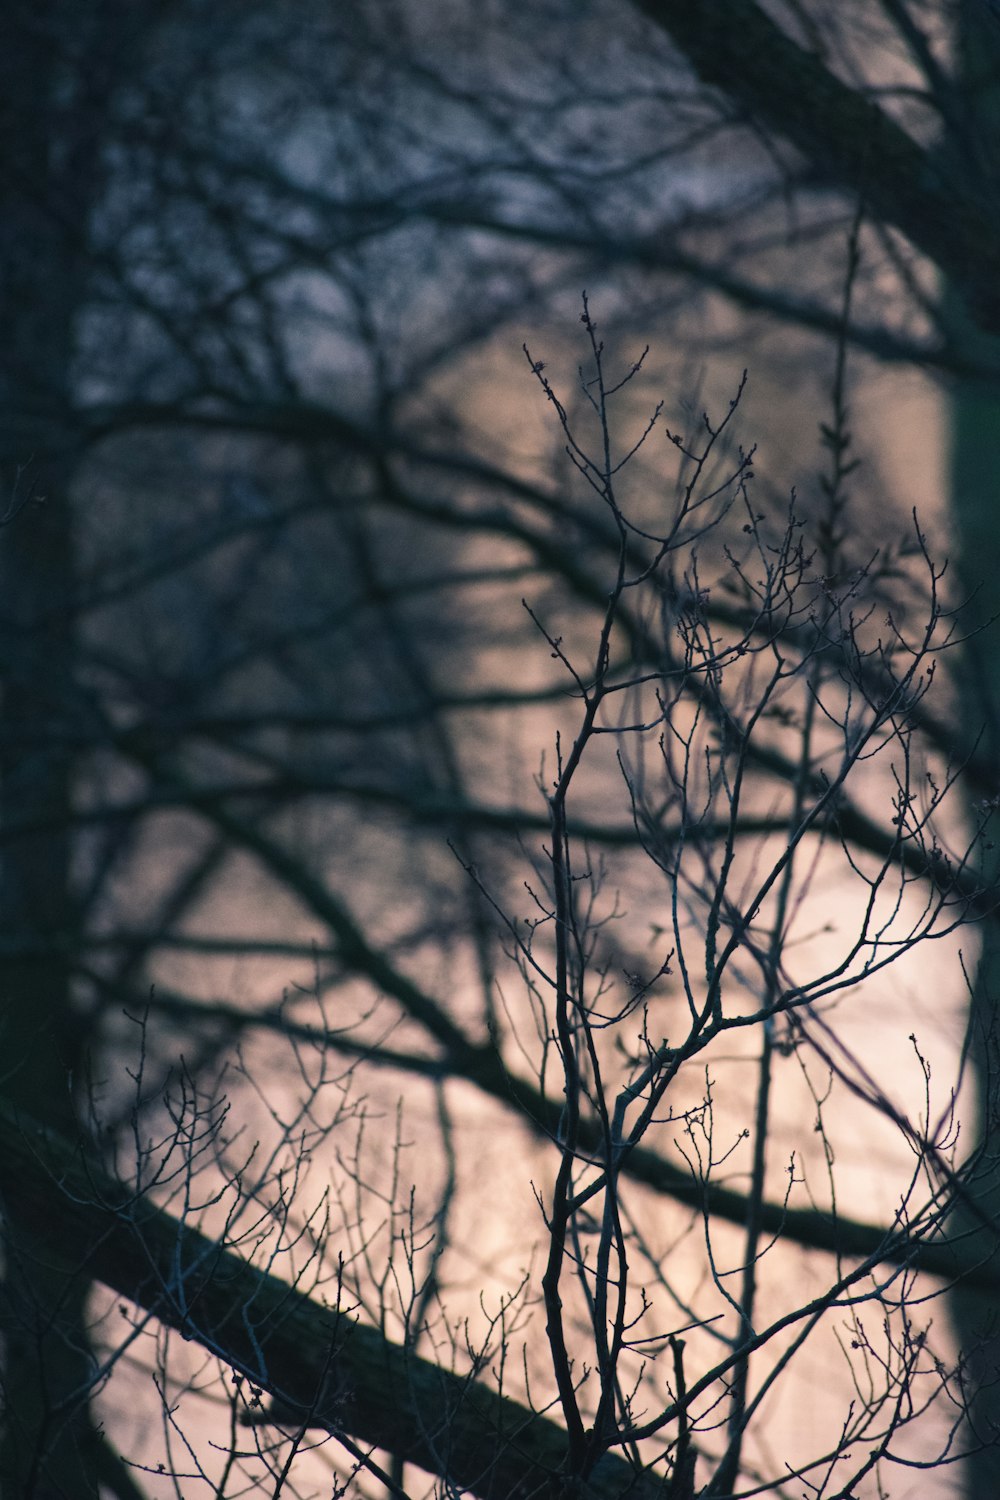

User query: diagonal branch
[0,1097,660,1500]
[629,0,1000,331]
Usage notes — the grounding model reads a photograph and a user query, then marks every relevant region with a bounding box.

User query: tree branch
[0,1097,660,1500]
[629,0,1000,331]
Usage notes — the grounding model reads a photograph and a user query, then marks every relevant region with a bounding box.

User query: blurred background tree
[3,1,1000,1494]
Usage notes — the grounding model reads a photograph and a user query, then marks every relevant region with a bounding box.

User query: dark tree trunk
[946,9,1000,1492]
[0,5,100,1491]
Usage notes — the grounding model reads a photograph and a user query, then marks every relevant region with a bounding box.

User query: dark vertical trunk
[0,478,88,1498]
[949,368,1000,1491]
[947,8,1000,1492]
[0,6,101,1492]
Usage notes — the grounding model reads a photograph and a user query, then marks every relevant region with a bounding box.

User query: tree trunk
[0,6,96,1491]
[948,356,1000,1490]
[946,15,1000,1492]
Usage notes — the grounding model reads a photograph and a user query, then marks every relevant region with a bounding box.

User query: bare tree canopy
[3,2,1000,1496]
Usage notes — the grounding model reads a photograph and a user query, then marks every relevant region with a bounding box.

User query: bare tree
[2,308,990,1496]
[5,3,1000,1494]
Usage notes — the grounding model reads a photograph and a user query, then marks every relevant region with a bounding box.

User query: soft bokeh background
[3,4,996,1496]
